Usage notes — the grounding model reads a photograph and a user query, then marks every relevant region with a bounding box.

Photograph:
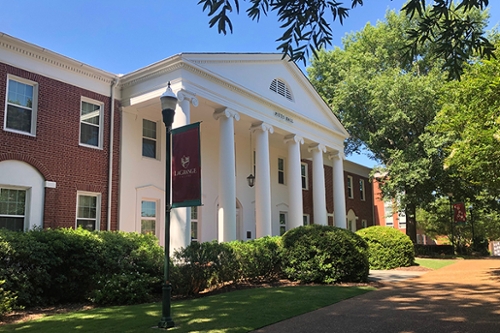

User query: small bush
[356,226,414,269]
[281,225,369,284]
[171,241,238,296]
[228,236,282,282]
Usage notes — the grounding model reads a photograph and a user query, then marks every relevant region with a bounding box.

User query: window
[80,98,103,148]
[278,158,285,184]
[303,214,310,226]
[279,212,287,236]
[301,162,308,190]
[361,219,367,228]
[142,119,158,158]
[191,206,199,242]
[347,176,353,199]
[4,76,37,135]
[0,188,26,231]
[76,193,100,231]
[141,201,157,235]
[359,179,365,201]
[269,78,293,101]
[398,211,407,229]
[384,201,394,227]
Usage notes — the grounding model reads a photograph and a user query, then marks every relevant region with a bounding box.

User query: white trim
[347,175,354,199]
[4,74,38,136]
[79,97,104,149]
[301,162,309,190]
[76,191,101,231]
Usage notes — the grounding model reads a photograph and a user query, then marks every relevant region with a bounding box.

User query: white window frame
[278,157,285,185]
[191,206,199,242]
[347,175,354,199]
[279,211,287,236]
[384,200,394,227]
[79,97,104,149]
[303,214,310,226]
[359,179,365,201]
[142,119,159,159]
[4,75,38,136]
[141,200,158,235]
[76,192,101,231]
[301,162,309,190]
[0,186,27,231]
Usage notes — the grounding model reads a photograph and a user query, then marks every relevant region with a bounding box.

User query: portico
[118,53,349,250]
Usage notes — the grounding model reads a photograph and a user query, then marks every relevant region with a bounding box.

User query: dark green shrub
[0,228,164,308]
[0,279,18,316]
[281,225,369,284]
[171,241,238,296]
[228,236,282,281]
[356,226,415,269]
[90,231,164,305]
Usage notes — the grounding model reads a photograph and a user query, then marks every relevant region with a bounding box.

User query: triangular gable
[181,53,348,139]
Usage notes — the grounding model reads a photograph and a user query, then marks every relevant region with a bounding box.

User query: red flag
[172,123,202,208]
[453,202,467,223]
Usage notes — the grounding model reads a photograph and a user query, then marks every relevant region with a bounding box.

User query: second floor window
[142,119,157,158]
[347,176,353,198]
[359,179,365,201]
[278,158,285,184]
[5,77,38,135]
[80,99,103,148]
[301,162,308,190]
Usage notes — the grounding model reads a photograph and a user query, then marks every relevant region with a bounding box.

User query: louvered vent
[270,78,293,101]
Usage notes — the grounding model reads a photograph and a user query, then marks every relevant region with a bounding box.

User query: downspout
[107,78,119,231]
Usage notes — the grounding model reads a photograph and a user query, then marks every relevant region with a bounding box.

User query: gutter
[107,78,119,230]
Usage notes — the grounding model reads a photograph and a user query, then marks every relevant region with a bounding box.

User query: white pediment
[180,53,348,139]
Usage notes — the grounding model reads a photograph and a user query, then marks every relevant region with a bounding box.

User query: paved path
[253,260,500,333]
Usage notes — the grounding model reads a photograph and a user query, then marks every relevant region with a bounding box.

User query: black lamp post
[158,82,177,329]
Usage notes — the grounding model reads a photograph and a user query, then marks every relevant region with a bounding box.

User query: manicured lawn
[1,285,373,333]
[415,258,457,270]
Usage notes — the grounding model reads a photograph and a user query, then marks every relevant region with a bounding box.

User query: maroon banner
[453,202,467,223]
[172,122,201,208]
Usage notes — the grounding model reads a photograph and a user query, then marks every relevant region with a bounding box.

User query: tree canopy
[198,0,495,79]
[308,10,456,242]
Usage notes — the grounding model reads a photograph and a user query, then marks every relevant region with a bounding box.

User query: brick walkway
[253,259,500,333]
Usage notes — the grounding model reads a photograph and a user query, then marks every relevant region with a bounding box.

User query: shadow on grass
[0,286,372,333]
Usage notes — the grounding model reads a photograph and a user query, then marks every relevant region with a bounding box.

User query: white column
[284,134,304,229]
[331,151,347,229]
[213,108,240,242]
[308,143,327,225]
[251,122,274,238]
[171,90,199,251]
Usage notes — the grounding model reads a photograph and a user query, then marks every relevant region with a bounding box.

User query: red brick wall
[0,63,120,230]
[301,159,374,228]
[344,171,374,229]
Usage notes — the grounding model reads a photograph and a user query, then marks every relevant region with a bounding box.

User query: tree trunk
[405,203,417,243]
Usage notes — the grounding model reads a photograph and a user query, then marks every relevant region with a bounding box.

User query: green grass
[415,258,457,270]
[1,285,373,333]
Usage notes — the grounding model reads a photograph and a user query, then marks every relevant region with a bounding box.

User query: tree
[198,0,495,79]
[308,11,453,242]
[433,40,500,198]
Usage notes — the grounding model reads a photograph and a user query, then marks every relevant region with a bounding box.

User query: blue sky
[1,0,498,167]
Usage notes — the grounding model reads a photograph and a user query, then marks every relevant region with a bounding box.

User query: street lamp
[158,82,177,329]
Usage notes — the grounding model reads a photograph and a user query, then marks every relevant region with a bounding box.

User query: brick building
[1,33,377,249]
[0,34,120,232]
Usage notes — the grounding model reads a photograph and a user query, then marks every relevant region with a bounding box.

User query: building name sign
[274,111,294,123]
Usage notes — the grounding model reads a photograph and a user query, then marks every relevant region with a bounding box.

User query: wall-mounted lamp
[247,174,255,187]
